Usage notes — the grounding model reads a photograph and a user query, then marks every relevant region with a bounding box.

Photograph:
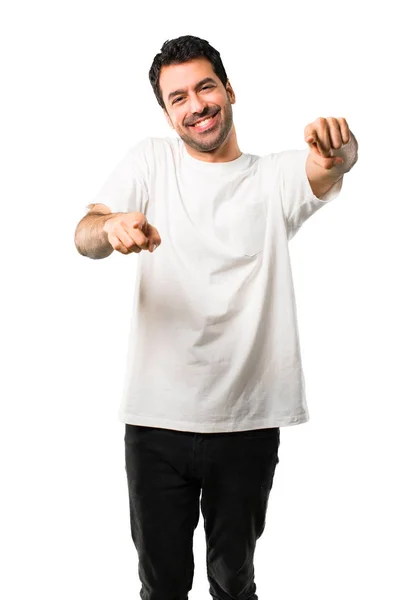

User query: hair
[149,35,228,109]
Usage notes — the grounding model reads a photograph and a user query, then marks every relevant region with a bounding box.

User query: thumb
[147,223,162,252]
[132,216,148,232]
[306,137,321,155]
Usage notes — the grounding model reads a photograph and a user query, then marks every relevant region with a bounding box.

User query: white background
[1,0,399,598]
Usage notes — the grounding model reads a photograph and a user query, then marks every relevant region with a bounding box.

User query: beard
[175,100,233,153]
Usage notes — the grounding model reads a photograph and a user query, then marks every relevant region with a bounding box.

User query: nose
[187,92,207,116]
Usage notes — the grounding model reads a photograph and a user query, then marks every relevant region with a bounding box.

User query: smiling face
[159,57,237,158]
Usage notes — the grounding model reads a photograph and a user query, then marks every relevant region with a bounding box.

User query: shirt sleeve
[277,148,343,241]
[87,137,151,215]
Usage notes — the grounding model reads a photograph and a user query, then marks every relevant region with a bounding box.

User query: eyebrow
[167,77,217,103]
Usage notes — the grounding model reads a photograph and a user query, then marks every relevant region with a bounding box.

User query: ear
[226,80,236,105]
[163,108,175,130]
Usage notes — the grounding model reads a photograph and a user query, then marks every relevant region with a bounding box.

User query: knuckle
[125,238,136,249]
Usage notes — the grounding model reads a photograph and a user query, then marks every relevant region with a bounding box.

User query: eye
[202,85,213,90]
[172,96,184,105]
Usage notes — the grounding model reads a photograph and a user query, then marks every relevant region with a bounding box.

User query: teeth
[194,117,212,127]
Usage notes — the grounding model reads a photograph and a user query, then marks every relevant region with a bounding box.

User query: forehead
[159,57,218,100]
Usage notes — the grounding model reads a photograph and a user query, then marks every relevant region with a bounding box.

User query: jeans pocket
[124,424,152,442]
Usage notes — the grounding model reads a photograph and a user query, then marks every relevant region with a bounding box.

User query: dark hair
[149,35,228,109]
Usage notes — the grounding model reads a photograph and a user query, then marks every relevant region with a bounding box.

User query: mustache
[185,107,219,127]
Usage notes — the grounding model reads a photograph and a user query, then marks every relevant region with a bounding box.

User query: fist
[103,212,162,255]
[304,117,354,170]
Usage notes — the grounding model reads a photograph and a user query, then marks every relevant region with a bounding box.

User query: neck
[184,124,241,163]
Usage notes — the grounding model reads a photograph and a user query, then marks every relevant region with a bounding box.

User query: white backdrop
[1,1,399,599]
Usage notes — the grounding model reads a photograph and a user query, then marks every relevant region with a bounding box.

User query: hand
[103,212,162,255]
[304,117,352,170]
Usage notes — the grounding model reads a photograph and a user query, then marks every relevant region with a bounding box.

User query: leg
[200,428,280,600]
[124,425,201,600]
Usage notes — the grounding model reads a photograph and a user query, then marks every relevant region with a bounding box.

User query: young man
[75,35,358,600]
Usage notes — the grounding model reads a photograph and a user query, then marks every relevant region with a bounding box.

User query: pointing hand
[103,212,162,255]
[304,117,354,171]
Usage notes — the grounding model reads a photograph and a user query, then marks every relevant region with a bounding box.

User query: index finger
[305,127,331,158]
[147,224,162,250]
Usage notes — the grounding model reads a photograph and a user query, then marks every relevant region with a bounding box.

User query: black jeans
[124,424,280,600]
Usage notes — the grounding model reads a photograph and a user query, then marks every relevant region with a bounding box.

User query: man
[74,35,358,600]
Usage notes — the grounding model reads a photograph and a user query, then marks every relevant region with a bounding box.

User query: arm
[74,203,123,259]
[75,203,161,258]
[277,120,355,240]
[305,117,358,198]
[75,139,153,259]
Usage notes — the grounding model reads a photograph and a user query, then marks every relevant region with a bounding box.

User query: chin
[187,137,221,153]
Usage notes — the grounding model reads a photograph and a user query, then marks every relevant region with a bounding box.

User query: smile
[189,111,219,132]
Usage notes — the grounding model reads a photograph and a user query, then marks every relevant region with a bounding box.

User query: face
[159,57,236,153]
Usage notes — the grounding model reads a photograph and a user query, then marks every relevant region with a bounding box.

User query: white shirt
[91,136,342,432]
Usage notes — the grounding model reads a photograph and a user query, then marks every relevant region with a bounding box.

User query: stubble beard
[177,101,233,153]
